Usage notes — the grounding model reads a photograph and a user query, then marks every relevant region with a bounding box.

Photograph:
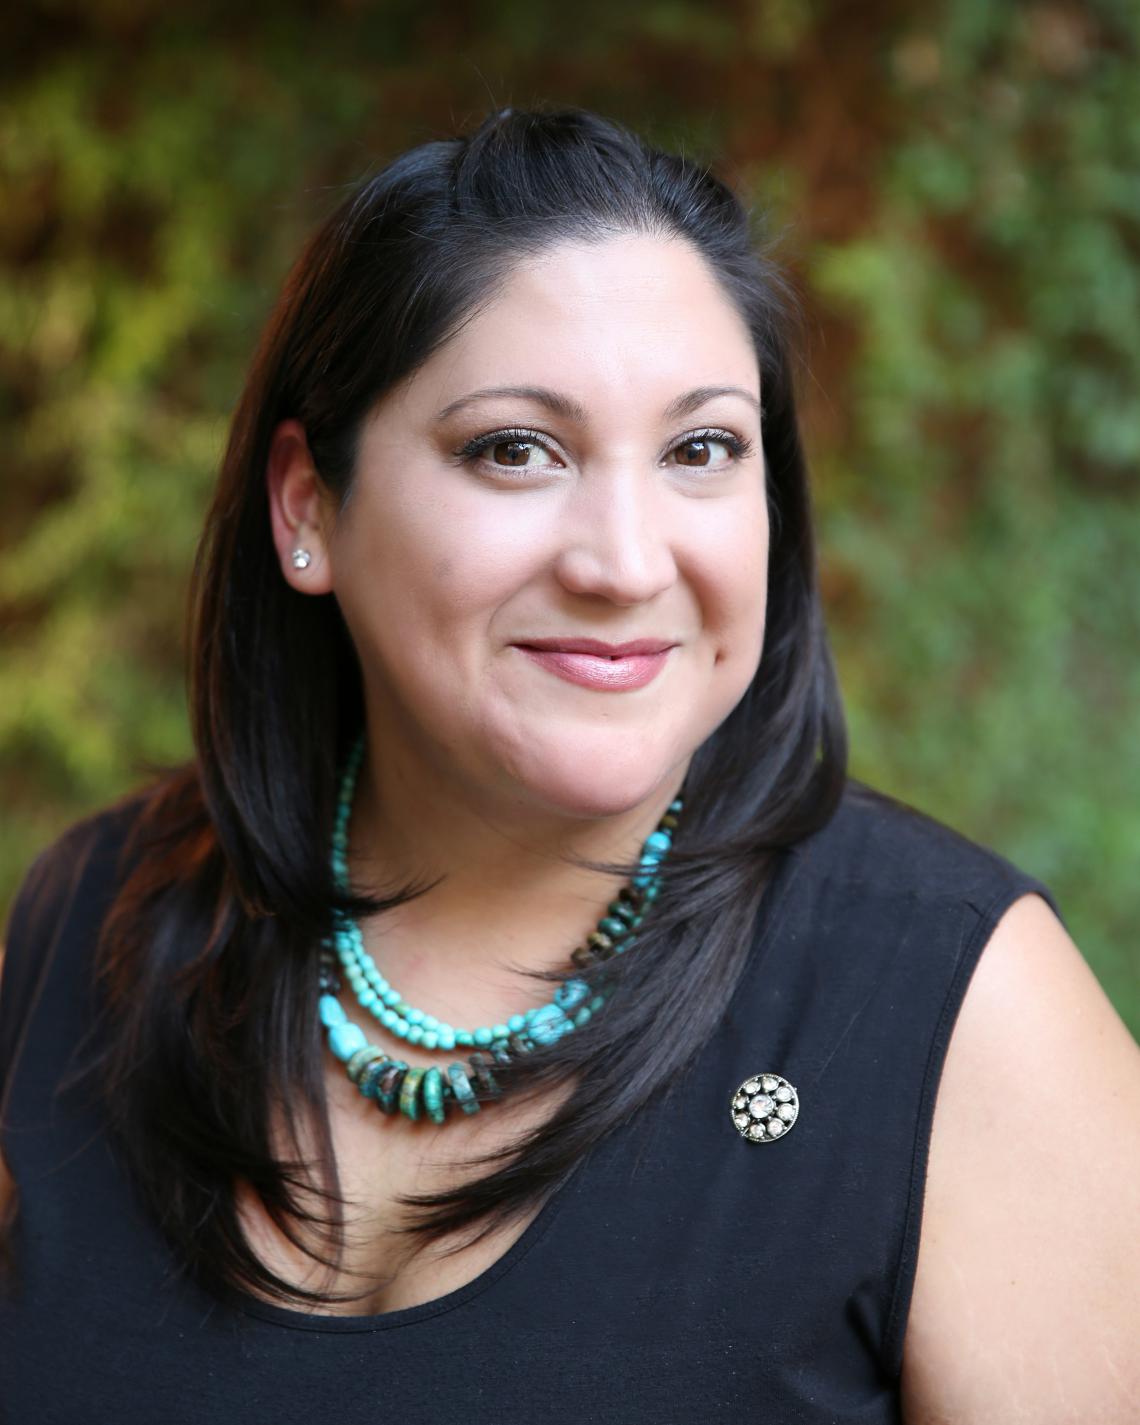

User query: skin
[267,232,769,1016]
[260,233,1140,1416]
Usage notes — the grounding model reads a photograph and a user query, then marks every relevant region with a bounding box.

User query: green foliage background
[3,0,1137,1032]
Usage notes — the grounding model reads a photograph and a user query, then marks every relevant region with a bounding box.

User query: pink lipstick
[512,637,676,691]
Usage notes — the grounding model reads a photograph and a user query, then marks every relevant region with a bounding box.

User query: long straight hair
[77,106,847,1309]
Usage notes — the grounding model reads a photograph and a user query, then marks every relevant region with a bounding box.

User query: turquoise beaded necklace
[317,731,682,1126]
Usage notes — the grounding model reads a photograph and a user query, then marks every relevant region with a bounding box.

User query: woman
[1,106,1137,1423]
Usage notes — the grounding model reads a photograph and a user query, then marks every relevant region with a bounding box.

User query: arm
[901,893,1140,1424]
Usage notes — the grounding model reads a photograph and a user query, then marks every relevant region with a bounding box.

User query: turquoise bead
[407,1025,424,1045]
[374,1061,407,1114]
[473,1027,493,1046]
[554,979,589,1011]
[422,1031,439,1050]
[319,995,346,1028]
[644,831,672,854]
[399,1067,425,1121]
[347,1046,383,1083]
[599,917,626,938]
[437,1028,456,1051]
[456,1030,474,1047]
[528,1004,570,1045]
[421,1068,445,1125]
[507,1013,525,1033]
[359,1056,392,1098]
[491,1023,509,1041]
[447,1063,479,1115]
[329,1021,367,1061]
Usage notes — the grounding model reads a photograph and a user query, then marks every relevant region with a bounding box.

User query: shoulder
[3,788,151,956]
[1,787,155,1058]
[901,884,1140,1422]
[793,777,1051,912]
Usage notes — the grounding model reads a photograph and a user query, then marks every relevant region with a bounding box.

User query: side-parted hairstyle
[72,106,848,1308]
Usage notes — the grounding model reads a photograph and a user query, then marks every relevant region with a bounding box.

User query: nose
[551,467,678,606]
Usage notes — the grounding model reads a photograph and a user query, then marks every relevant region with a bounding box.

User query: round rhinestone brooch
[730,1072,800,1143]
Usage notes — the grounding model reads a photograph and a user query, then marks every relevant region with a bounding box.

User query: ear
[266,418,335,595]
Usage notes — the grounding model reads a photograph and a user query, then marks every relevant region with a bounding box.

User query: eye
[456,427,559,472]
[668,429,754,469]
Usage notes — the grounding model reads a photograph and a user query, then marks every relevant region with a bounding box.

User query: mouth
[512,637,677,659]
[510,640,676,692]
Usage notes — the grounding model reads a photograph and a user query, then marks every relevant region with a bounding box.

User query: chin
[502,743,682,822]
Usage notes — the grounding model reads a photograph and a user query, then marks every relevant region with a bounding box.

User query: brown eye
[492,439,539,467]
[673,435,736,468]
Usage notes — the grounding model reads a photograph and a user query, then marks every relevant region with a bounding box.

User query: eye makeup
[453,425,756,476]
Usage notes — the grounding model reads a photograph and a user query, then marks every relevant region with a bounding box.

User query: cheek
[694,498,770,660]
[336,485,539,680]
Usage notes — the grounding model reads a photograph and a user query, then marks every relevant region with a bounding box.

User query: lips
[514,637,676,658]
[511,638,676,691]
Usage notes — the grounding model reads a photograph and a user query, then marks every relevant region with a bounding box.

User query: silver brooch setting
[731,1072,799,1143]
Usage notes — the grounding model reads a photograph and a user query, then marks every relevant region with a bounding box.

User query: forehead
[414,234,760,413]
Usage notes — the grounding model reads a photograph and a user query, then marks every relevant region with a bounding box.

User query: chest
[234,1062,569,1315]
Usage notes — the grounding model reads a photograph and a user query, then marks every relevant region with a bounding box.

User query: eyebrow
[435,384,761,424]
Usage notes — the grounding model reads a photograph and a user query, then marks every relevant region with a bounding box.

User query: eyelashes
[454,425,756,476]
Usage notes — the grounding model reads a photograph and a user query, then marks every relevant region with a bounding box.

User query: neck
[342,725,686,992]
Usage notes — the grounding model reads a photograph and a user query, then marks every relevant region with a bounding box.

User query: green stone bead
[421,1067,445,1125]
[399,1067,425,1121]
[359,1056,393,1099]
[447,1063,479,1115]
[375,1061,408,1115]
[347,1046,385,1084]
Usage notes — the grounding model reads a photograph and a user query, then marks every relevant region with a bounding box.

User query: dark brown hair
[67,105,847,1308]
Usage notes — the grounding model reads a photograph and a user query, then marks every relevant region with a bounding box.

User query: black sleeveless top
[0,781,1064,1424]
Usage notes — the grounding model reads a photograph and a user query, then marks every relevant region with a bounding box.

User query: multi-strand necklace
[317,732,682,1125]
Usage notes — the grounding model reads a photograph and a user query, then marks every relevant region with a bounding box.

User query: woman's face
[277,233,769,824]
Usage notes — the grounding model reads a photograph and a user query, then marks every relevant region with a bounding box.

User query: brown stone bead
[374,1063,407,1115]
[467,1051,501,1097]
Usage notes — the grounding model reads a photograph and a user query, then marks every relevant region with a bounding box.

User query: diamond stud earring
[291,547,312,570]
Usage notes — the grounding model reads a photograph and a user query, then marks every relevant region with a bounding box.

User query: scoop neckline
[232,1158,580,1334]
